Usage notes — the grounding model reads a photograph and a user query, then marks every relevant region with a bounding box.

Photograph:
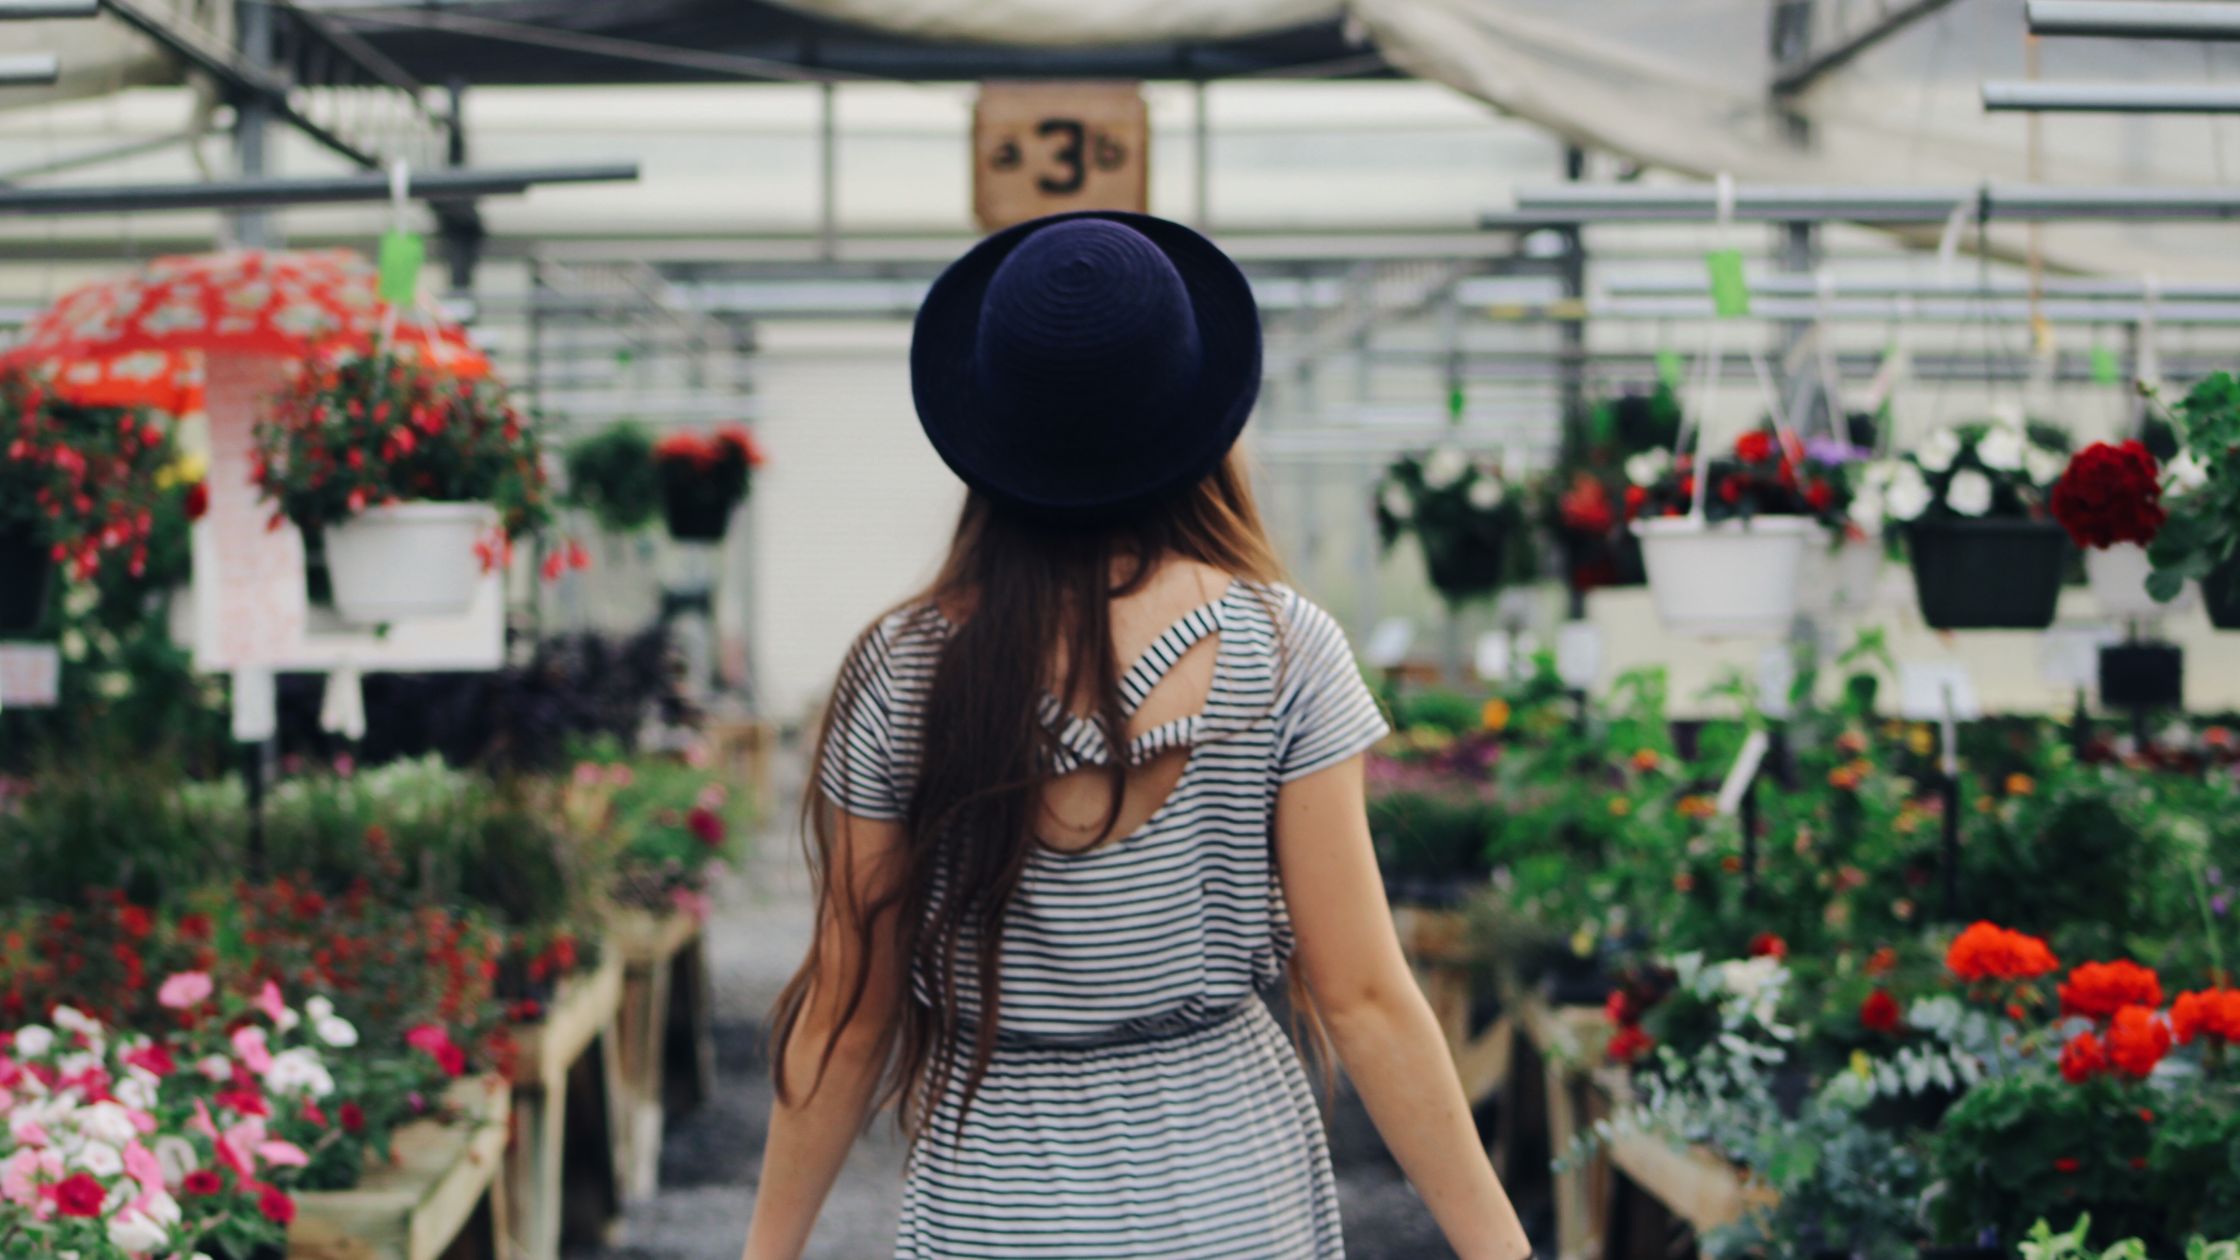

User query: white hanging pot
[1798,534,1885,619]
[323,502,498,625]
[1634,515,1823,637]
[2085,542,2193,621]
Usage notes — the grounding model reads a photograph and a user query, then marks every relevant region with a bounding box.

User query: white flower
[1848,488,1885,535]
[1976,425,2025,472]
[152,1136,198,1186]
[12,1027,53,1059]
[113,1076,156,1115]
[60,630,87,663]
[1886,465,1933,522]
[140,1190,180,1227]
[2024,444,2068,487]
[313,1015,359,1049]
[1915,429,1962,473]
[77,1102,137,1149]
[107,1210,168,1254]
[1946,469,1995,517]
[305,996,335,1023]
[1624,449,1672,487]
[1719,956,1786,1004]
[1465,477,1506,510]
[196,1055,231,1082]
[75,1140,123,1178]
[1377,482,1413,521]
[1420,447,1470,490]
[264,1047,335,1099]
[2167,450,2210,494]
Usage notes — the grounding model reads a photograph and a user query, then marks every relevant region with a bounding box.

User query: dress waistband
[990,1000,1254,1053]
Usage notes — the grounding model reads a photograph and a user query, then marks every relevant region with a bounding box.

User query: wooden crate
[610,907,717,1201]
[289,1078,511,1260]
[503,951,627,1260]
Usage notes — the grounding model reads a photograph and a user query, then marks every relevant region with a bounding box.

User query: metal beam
[0,0,96,16]
[1604,275,2240,301]
[1984,81,2240,111]
[0,54,58,85]
[2026,0,2240,38]
[0,163,638,216]
[1773,0,1961,94]
[1500,182,2240,224]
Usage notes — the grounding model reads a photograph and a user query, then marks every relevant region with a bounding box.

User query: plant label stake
[1899,662,1979,919]
[1938,685,1962,922]
[1718,729,1773,905]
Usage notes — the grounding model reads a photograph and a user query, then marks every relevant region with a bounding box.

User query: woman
[741,211,1531,1260]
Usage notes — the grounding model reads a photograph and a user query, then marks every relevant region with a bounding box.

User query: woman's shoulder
[1233,578,1342,640]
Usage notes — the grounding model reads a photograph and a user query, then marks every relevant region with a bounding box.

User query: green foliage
[564,422,661,533]
[1366,787,1498,885]
[2149,373,2240,601]
[1392,689,1486,736]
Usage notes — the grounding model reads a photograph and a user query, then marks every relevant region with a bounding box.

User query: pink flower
[157,971,213,1010]
[230,1027,273,1075]
[256,1140,309,1168]
[253,980,290,1027]
[123,1141,165,1197]
[404,1024,452,1057]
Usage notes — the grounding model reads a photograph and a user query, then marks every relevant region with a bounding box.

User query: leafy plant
[2149,372,2240,602]
[1859,416,2069,530]
[564,421,661,533]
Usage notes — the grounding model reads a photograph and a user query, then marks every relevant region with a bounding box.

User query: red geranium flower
[1605,1025,1655,1065]
[2059,1031,2107,1084]
[339,1101,366,1134]
[2172,988,2240,1044]
[53,1172,105,1217]
[2054,1156,2081,1174]
[2105,1005,2172,1078]
[1859,988,1902,1035]
[257,1183,297,1225]
[1945,922,2059,983]
[687,805,726,847]
[182,1169,224,1196]
[1558,473,1615,536]
[1748,932,1788,960]
[1734,430,1776,465]
[2059,960,2163,1021]
[2051,440,2165,549]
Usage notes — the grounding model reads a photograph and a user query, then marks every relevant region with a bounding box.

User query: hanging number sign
[974,82,1149,231]
[1706,249,1751,318]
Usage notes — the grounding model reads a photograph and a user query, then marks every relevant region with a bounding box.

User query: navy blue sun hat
[910,210,1261,521]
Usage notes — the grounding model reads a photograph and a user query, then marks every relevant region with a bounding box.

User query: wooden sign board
[973,81,1149,231]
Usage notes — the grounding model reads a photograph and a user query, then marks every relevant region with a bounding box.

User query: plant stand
[610,908,717,1201]
[1513,992,1614,1260]
[1592,1067,1774,1258]
[1392,906,1512,1108]
[288,1078,512,1260]
[502,952,627,1260]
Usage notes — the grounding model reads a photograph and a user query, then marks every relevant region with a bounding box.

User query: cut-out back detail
[1036,581,1231,775]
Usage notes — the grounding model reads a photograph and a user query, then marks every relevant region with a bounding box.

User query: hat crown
[973,219,1201,446]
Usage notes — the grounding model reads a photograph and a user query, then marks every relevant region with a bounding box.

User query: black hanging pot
[661,495,732,543]
[2100,641,2183,709]
[2204,553,2240,631]
[0,523,54,637]
[1421,527,1508,602]
[1906,518,2069,630]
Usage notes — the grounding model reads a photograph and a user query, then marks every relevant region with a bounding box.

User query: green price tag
[1655,348,1686,388]
[1706,248,1750,318]
[1446,383,1466,424]
[376,230,425,306]
[2090,345,2123,385]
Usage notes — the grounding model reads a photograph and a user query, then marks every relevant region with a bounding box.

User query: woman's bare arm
[741,809,907,1260]
[1276,754,1533,1260]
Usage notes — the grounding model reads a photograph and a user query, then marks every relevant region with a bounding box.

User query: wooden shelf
[289,1078,510,1260]
[610,908,716,1201]
[503,951,627,1260]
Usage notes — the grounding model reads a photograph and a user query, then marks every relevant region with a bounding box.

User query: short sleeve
[1275,592,1392,782]
[816,622,907,820]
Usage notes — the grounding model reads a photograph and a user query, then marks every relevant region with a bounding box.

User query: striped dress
[819,579,1390,1260]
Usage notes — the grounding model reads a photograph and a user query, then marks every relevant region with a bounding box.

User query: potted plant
[1869,417,2072,630]
[2051,440,2172,621]
[564,421,661,535]
[1624,426,1836,636]
[0,368,174,636]
[654,424,763,543]
[2148,373,2240,629]
[252,351,549,625]
[1375,448,1524,604]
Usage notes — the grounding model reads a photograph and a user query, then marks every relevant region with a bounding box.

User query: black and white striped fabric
[820,580,1389,1259]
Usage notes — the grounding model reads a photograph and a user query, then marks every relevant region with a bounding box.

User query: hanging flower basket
[1376,448,1522,606]
[323,502,501,624]
[656,426,763,544]
[1905,519,2070,630]
[1420,527,1509,601]
[0,523,53,637]
[1633,515,1822,637]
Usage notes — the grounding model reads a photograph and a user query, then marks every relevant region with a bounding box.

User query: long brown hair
[771,448,1287,1131]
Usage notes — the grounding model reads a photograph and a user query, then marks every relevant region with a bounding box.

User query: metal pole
[818,80,839,261]
[1558,145,1588,623]
[1194,79,1213,230]
[0,54,59,86]
[1500,182,2240,223]
[231,0,276,250]
[1985,82,2240,112]
[2028,0,2240,39]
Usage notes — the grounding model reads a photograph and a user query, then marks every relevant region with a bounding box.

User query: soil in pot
[2205,553,2240,630]
[1906,519,2069,630]
[0,524,54,636]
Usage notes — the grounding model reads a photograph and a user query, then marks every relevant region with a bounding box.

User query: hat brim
[911,210,1261,522]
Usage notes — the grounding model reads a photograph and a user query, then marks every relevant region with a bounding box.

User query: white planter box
[1634,515,1822,638]
[325,502,499,625]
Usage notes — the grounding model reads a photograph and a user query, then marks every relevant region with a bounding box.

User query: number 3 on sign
[974,82,1148,231]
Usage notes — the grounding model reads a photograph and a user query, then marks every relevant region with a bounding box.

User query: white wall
[748,321,962,719]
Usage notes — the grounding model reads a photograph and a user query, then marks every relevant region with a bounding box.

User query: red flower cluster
[2060,1030,2107,1083]
[0,367,177,581]
[1748,932,1788,960]
[2050,440,2165,549]
[1859,988,1903,1035]
[1605,1023,1654,1066]
[1944,922,2059,983]
[2059,960,2164,1021]
[1557,473,1615,535]
[2171,988,2240,1044]
[2105,1005,2173,1078]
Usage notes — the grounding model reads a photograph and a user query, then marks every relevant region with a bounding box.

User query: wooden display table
[289,1078,510,1260]
[503,951,627,1260]
[1392,904,1512,1107]
[706,716,776,821]
[1592,1067,1774,1258]
[610,907,717,1201]
[1513,992,1614,1260]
